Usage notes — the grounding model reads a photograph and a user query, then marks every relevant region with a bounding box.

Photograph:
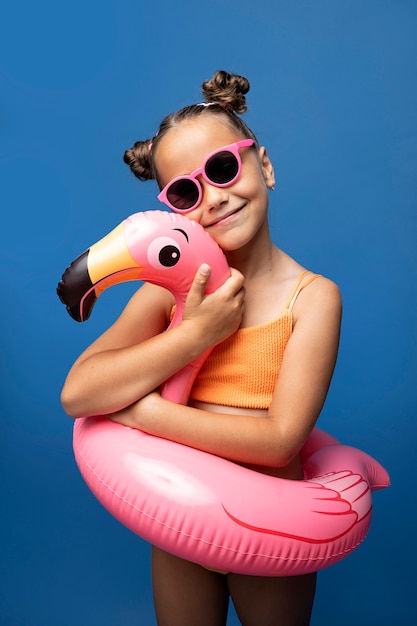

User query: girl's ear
[258,146,276,190]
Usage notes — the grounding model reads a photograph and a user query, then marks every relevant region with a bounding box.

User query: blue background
[1,1,416,624]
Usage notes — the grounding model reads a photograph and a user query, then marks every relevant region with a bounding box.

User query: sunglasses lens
[206,151,239,184]
[163,147,244,211]
[166,179,200,211]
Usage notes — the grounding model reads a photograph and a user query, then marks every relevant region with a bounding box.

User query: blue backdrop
[1,1,415,624]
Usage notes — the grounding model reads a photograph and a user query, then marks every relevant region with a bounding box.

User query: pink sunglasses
[157,139,254,213]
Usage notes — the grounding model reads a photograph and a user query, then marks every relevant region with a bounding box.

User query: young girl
[61,70,342,626]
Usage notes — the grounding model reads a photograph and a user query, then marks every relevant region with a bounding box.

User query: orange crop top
[189,271,320,410]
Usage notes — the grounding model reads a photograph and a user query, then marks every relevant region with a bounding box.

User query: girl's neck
[224,222,280,281]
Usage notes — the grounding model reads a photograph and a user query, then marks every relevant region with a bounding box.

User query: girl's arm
[61,266,245,419]
[109,277,342,468]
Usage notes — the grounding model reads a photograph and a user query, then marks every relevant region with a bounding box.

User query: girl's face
[153,117,275,252]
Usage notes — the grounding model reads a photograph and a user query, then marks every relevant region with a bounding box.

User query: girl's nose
[201,180,229,211]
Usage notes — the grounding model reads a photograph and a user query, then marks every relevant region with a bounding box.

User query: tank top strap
[285,271,321,311]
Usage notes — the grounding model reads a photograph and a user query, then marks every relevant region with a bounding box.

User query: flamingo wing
[221,470,369,543]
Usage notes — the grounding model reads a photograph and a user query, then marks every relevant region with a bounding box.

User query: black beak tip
[57,250,94,323]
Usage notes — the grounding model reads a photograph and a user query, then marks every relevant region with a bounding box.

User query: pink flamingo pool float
[57,210,390,576]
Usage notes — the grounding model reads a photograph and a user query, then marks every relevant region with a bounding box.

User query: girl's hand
[181,264,245,348]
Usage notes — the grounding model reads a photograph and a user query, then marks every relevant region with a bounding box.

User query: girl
[61,70,342,626]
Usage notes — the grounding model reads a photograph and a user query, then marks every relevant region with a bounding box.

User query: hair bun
[123,140,154,181]
[201,70,250,114]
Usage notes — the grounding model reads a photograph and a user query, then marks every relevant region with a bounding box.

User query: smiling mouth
[206,206,244,228]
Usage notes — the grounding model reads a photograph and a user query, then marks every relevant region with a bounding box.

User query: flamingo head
[57,210,230,322]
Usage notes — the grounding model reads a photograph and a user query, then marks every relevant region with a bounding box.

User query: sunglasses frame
[157,139,255,213]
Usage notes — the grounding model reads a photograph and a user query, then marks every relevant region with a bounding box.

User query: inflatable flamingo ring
[57,210,390,576]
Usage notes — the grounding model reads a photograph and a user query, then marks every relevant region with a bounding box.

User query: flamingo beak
[57,222,143,322]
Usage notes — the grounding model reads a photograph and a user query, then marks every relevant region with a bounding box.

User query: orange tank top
[189,271,320,409]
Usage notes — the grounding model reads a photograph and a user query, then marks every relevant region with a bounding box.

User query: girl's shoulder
[121,282,175,327]
[89,283,175,355]
[290,272,342,327]
[277,250,341,310]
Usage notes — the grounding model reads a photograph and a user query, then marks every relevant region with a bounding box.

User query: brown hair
[123,70,258,185]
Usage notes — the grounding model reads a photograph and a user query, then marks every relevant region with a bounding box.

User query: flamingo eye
[147,237,181,269]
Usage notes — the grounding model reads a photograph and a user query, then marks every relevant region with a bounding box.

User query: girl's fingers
[185,264,212,308]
